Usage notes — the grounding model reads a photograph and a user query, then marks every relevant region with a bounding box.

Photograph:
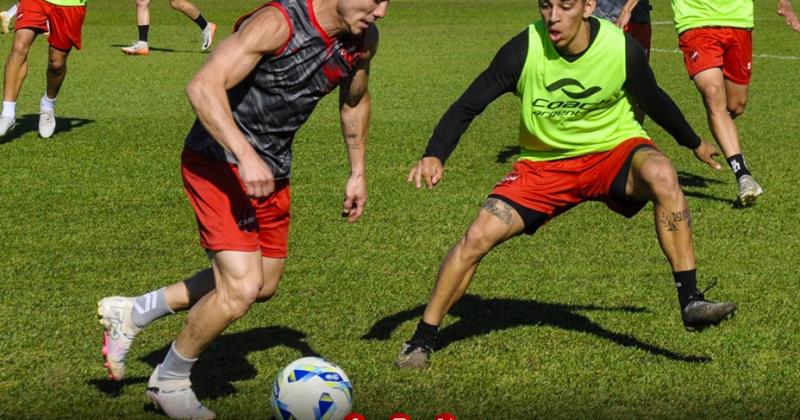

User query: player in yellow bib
[0,0,86,139]
[396,0,737,369]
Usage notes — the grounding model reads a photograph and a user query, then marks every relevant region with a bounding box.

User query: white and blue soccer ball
[271,357,354,420]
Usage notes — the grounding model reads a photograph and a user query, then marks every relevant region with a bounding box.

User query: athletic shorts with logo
[490,138,656,230]
[181,147,291,258]
[678,27,752,85]
[17,0,86,51]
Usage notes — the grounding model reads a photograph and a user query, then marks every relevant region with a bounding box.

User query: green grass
[1,0,799,418]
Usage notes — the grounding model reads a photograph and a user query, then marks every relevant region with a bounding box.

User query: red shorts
[490,138,657,224]
[17,0,86,51]
[181,148,291,258]
[625,22,652,58]
[678,27,753,85]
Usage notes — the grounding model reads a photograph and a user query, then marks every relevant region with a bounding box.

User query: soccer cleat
[121,40,150,56]
[38,108,56,138]
[146,365,216,419]
[201,22,216,52]
[681,283,737,332]
[0,11,10,34]
[394,342,432,369]
[0,115,15,136]
[97,296,140,381]
[736,175,764,207]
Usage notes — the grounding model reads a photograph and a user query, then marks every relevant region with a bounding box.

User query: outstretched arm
[338,25,379,223]
[409,29,528,189]
[185,7,291,197]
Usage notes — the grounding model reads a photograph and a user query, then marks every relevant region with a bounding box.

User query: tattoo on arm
[481,198,514,225]
[344,117,361,150]
[659,208,692,232]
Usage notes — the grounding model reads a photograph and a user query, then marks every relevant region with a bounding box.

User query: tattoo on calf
[481,198,513,225]
[659,208,692,232]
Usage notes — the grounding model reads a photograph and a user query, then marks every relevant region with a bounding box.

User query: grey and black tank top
[184,0,368,179]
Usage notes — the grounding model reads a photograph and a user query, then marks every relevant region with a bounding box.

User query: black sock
[194,14,208,30]
[409,320,438,350]
[726,154,751,181]
[138,25,149,43]
[673,269,699,310]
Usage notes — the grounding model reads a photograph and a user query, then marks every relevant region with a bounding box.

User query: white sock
[6,4,17,17]
[40,94,56,111]
[2,101,15,119]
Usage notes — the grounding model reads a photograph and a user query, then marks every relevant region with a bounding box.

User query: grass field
[1,0,799,418]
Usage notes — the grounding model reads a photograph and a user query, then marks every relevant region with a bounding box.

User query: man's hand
[407,156,444,189]
[615,8,632,29]
[778,0,800,32]
[342,173,367,223]
[238,153,276,198]
[693,140,722,170]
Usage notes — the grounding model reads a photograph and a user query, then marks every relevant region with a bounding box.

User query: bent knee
[727,102,746,119]
[255,279,279,303]
[168,0,184,10]
[218,281,262,320]
[460,226,497,260]
[642,162,682,198]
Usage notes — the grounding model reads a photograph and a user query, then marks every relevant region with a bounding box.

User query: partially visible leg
[626,147,736,331]
[693,68,741,158]
[121,0,151,55]
[98,268,213,381]
[148,250,264,419]
[38,46,68,138]
[168,0,215,51]
[0,28,34,135]
[693,68,761,205]
[396,198,525,368]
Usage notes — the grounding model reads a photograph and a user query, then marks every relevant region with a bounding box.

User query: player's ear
[582,0,596,18]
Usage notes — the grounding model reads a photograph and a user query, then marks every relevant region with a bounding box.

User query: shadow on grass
[89,326,319,400]
[111,44,206,54]
[496,145,520,163]
[364,294,710,363]
[0,114,94,145]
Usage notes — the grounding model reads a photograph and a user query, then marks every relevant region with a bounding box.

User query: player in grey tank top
[95,1,389,418]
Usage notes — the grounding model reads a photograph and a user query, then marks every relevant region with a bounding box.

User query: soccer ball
[271,357,354,420]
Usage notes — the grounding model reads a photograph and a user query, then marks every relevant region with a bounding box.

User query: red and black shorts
[181,147,291,258]
[489,138,657,234]
[17,0,86,51]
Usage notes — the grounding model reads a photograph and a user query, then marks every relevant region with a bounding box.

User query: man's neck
[312,0,346,37]
[561,18,591,55]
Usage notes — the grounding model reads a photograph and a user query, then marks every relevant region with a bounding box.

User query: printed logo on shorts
[746,62,752,71]
[690,51,700,62]
[500,173,520,184]
[237,207,258,232]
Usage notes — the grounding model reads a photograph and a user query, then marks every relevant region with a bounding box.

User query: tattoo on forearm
[481,198,514,225]
[659,208,692,232]
[344,117,361,150]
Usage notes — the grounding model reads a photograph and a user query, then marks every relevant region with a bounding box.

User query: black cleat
[394,342,432,369]
[682,282,737,331]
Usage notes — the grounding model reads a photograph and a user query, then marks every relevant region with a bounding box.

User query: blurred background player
[0,0,85,139]
[121,0,215,56]
[593,0,651,122]
[671,0,775,206]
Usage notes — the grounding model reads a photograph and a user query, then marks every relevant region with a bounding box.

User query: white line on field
[651,47,800,61]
